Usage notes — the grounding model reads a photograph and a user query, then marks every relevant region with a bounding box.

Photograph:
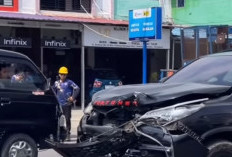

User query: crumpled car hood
[92,83,231,106]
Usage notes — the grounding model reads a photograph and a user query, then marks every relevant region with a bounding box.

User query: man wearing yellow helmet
[53,66,80,139]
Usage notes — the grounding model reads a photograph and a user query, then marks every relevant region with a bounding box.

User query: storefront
[82,24,170,107]
[0,26,41,66]
[0,17,170,109]
[0,19,83,105]
[83,24,170,84]
[41,28,82,85]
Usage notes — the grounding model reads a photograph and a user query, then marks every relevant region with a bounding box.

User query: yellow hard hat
[59,66,68,74]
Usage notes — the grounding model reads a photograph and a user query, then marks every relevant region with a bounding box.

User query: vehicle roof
[0,49,29,59]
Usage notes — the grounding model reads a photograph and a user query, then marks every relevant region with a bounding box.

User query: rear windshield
[95,70,119,79]
[165,55,232,86]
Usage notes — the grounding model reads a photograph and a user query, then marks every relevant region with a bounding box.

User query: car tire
[1,134,38,157]
[207,140,232,157]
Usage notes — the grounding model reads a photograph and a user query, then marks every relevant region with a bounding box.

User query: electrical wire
[80,0,94,19]
[79,0,133,43]
[93,0,108,16]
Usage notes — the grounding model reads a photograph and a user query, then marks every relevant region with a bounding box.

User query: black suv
[0,49,64,157]
[79,51,232,157]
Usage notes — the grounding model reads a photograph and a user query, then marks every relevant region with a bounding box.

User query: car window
[95,70,119,79]
[0,57,47,91]
[165,55,232,86]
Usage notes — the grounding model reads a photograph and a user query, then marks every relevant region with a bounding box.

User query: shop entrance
[93,48,143,85]
[43,48,81,96]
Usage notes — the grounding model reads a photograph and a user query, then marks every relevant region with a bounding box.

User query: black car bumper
[46,116,209,157]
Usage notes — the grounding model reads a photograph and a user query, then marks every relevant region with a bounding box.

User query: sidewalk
[70,107,84,135]
[38,108,84,157]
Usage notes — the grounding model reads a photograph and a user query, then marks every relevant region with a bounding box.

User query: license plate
[105,85,115,89]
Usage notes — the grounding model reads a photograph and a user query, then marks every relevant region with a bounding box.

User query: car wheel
[1,134,38,157]
[208,140,232,157]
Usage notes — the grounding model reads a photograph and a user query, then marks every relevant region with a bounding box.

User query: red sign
[0,0,18,12]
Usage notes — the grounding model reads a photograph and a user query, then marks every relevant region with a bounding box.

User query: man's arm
[71,82,80,100]
[67,80,80,103]
[52,81,59,94]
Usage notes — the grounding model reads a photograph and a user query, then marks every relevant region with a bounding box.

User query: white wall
[92,0,112,19]
[159,0,173,24]
[19,0,37,14]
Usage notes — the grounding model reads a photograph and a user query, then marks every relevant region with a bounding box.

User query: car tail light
[93,80,102,88]
[93,100,138,107]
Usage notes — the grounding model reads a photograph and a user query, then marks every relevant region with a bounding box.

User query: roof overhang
[0,12,175,29]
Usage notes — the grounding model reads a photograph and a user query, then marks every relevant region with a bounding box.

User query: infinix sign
[42,39,71,49]
[0,38,32,48]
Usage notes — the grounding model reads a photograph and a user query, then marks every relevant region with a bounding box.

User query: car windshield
[165,55,232,86]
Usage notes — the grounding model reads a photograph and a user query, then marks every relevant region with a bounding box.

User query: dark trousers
[62,105,72,134]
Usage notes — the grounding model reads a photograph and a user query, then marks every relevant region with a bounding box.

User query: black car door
[0,56,58,133]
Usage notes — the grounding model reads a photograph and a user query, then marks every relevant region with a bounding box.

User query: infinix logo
[4,38,28,46]
[42,39,70,49]
[0,38,31,48]
[45,40,67,47]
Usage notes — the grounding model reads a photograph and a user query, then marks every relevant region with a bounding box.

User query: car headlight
[139,103,205,125]
[84,103,93,114]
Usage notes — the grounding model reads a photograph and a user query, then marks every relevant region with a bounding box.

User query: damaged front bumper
[46,121,208,157]
[131,121,208,157]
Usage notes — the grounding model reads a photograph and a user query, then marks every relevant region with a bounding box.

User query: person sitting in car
[0,63,11,88]
[11,71,33,83]
[11,72,25,83]
[0,64,10,80]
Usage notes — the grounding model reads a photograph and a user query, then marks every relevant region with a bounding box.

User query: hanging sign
[129,7,162,41]
[83,25,170,49]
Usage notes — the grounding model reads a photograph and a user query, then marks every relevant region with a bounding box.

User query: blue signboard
[129,7,162,41]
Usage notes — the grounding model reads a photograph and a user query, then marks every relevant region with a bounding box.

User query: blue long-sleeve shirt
[54,79,80,106]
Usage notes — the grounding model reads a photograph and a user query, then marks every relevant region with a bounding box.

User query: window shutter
[40,0,90,12]
[66,0,72,11]
[41,0,65,11]
[73,0,81,11]
[57,0,65,10]
[41,0,56,10]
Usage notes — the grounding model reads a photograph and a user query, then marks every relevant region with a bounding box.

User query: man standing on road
[53,66,80,140]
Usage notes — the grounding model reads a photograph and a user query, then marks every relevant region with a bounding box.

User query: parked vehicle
[76,51,232,157]
[0,49,66,157]
[8,49,232,157]
[88,68,122,100]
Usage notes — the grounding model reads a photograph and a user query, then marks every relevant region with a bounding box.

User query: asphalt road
[39,149,62,157]
[38,108,83,157]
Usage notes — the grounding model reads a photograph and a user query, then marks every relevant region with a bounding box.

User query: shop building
[0,0,172,108]
[0,12,129,107]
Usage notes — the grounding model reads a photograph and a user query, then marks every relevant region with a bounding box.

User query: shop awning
[0,12,128,25]
[0,12,175,28]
